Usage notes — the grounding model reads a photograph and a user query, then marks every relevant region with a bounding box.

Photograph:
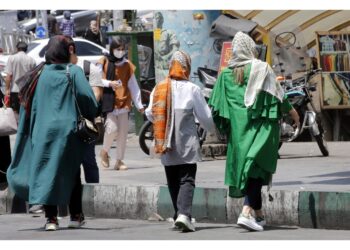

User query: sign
[219,42,232,73]
[35,26,46,39]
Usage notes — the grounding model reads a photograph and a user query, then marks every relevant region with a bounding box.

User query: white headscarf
[228,31,284,107]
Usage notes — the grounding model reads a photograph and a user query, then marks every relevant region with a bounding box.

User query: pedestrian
[4,41,36,120]
[47,10,59,37]
[6,35,98,231]
[98,37,144,171]
[69,36,103,183]
[59,11,75,37]
[145,50,216,232]
[208,32,300,232]
[84,20,102,46]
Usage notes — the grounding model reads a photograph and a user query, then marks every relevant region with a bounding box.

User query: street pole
[40,10,48,38]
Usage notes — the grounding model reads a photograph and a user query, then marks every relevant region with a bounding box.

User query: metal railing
[0,27,35,55]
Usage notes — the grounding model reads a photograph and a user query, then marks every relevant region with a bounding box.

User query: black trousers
[243,177,263,210]
[82,143,99,183]
[44,172,83,218]
[164,163,197,220]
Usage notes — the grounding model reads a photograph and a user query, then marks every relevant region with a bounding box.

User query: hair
[109,37,125,54]
[16,41,28,52]
[45,35,75,64]
[232,66,246,85]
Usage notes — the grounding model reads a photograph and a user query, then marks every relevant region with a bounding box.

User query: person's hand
[138,107,145,114]
[109,80,122,90]
[5,89,10,96]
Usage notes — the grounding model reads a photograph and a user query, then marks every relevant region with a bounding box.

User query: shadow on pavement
[307,171,350,178]
[194,225,234,232]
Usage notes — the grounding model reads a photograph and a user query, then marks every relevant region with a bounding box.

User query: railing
[0,27,35,55]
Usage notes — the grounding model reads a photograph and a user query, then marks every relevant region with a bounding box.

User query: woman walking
[146,50,216,232]
[98,37,144,171]
[209,32,300,231]
[7,35,98,231]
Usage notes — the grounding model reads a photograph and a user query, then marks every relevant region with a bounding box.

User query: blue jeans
[82,143,99,183]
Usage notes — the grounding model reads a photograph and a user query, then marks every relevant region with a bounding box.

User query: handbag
[0,100,18,136]
[66,65,99,144]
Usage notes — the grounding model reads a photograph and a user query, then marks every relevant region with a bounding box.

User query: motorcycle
[274,31,329,156]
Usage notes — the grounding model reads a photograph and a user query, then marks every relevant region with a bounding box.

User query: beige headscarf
[228,31,284,107]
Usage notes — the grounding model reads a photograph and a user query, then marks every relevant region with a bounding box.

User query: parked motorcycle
[274,31,329,156]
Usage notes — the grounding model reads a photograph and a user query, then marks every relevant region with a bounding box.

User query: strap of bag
[83,60,91,80]
[66,64,83,119]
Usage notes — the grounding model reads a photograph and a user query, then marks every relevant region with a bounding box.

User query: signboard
[219,42,232,73]
[35,26,46,39]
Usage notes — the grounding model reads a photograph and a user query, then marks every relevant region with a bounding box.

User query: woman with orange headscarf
[146,51,215,232]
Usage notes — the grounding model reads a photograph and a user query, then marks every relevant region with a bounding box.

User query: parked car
[0,37,108,94]
[17,10,98,37]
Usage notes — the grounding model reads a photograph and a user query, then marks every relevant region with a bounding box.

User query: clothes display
[321,54,350,72]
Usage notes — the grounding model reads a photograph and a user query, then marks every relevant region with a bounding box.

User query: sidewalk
[1,134,350,230]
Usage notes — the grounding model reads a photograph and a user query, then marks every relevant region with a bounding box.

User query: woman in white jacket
[146,50,215,232]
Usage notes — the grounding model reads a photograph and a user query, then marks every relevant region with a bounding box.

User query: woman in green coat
[7,35,98,231]
[209,32,299,231]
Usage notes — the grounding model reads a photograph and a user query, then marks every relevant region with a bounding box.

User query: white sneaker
[45,218,59,231]
[256,216,266,227]
[237,213,264,231]
[174,214,195,232]
[68,214,86,229]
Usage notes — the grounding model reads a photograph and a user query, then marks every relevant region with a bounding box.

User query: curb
[1,184,350,230]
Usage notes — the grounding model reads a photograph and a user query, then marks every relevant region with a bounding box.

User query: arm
[5,74,12,96]
[4,58,13,96]
[128,74,144,113]
[72,66,98,120]
[145,88,155,122]
[193,87,216,133]
[289,108,300,128]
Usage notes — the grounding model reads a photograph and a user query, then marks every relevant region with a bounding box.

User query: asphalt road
[0,214,349,240]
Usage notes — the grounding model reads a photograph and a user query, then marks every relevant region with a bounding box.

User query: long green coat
[208,65,292,198]
[7,64,98,205]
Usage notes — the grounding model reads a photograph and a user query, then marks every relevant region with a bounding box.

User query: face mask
[113,50,125,59]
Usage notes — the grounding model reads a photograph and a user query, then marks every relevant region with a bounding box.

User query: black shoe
[68,214,86,228]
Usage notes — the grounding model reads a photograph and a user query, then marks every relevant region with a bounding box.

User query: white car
[0,37,108,94]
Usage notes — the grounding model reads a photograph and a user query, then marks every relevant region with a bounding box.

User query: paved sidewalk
[93,134,350,193]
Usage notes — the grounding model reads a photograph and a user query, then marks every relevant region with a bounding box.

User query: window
[27,42,40,53]
[39,45,48,58]
[75,41,103,56]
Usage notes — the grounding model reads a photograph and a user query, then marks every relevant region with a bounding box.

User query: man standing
[60,11,75,37]
[4,41,36,119]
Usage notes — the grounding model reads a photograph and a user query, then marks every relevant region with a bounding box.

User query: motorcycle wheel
[314,133,329,156]
[139,120,154,155]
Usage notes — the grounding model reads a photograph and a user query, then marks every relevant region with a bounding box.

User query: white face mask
[113,50,125,59]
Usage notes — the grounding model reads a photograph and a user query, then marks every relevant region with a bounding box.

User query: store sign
[219,42,232,73]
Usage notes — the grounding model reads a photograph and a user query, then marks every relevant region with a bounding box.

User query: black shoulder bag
[66,65,99,144]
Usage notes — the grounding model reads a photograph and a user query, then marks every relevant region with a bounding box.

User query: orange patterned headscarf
[152,51,191,154]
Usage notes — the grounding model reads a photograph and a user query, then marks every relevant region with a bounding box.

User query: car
[0,37,108,94]
[17,10,98,37]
